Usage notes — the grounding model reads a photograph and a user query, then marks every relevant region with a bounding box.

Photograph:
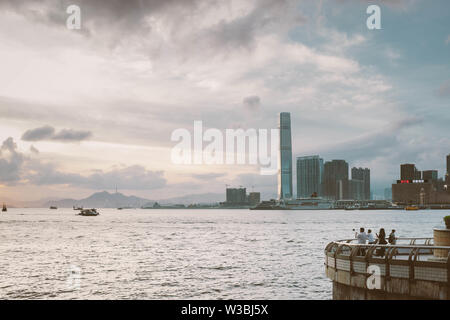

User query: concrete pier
[325,237,450,300]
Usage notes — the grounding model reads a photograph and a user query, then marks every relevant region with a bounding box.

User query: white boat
[283,197,334,210]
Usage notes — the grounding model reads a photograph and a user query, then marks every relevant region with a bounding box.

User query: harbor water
[0,208,447,299]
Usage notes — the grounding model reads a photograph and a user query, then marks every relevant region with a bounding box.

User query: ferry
[283,197,334,210]
[250,200,290,210]
[251,196,334,210]
[78,208,99,216]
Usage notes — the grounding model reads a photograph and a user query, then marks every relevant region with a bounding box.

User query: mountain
[155,192,224,205]
[44,191,153,208]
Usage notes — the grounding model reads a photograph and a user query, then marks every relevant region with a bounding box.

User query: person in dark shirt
[375,228,387,256]
[388,229,396,245]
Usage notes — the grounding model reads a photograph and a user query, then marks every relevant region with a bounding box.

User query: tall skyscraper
[446,154,450,184]
[447,154,450,174]
[296,155,324,198]
[278,112,293,199]
[351,167,371,200]
[324,160,349,200]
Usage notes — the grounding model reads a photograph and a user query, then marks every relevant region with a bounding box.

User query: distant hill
[44,191,153,208]
[154,192,224,205]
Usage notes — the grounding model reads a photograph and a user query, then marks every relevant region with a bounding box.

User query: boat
[2,203,6,212]
[73,206,83,210]
[345,204,361,210]
[405,206,419,211]
[250,200,290,210]
[50,206,58,210]
[78,208,99,216]
[283,197,334,210]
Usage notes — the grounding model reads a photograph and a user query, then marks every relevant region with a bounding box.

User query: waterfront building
[349,179,365,200]
[296,155,324,198]
[423,170,438,181]
[226,188,247,203]
[248,192,261,206]
[324,160,349,200]
[400,163,419,181]
[393,157,450,204]
[278,112,293,199]
[351,167,370,200]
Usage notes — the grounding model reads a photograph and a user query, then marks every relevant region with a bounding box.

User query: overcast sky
[0,0,449,202]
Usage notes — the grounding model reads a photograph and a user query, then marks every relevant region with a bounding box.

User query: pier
[324,231,450,299]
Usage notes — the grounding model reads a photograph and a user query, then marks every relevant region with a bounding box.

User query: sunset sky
[0,0,449,203]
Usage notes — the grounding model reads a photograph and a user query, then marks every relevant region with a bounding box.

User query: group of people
[355,228,396,245]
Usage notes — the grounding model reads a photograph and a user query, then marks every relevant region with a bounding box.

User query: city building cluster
[392,155,450,205]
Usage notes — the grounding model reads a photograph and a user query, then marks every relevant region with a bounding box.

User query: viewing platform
[324,230,450,299]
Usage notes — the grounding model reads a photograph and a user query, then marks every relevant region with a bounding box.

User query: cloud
[191,172,226,180]
[0,138,25,183]
[21,125,55,141]
[52,128,92,141]
[21,125,92,142]
[0,138,166,190]
[243,96,261,111]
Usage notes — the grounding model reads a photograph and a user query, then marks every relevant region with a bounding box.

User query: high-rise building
[248,192,261,206]
[423,170,438,181]
[446,154,450,185]
[324,160,349,200]
[447,154,450,175]
[415,170,422,180]
[278,112,293,199]
[400,164,418,181]
[400,163,422,181]
[349,179,364,200]
[296,155,324,198]
[226,188,247,203]
[351,167,371,200]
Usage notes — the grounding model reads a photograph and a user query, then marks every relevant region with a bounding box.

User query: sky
[0,0,449,203]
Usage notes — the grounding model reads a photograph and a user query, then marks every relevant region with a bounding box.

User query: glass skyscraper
[296,155,324,198]
[278,112,293,199]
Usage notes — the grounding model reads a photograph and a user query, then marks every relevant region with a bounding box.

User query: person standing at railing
[388,230,397,245]
[375,228,387,256]
[356,227,368,244]
[367,229,376,244]
[355,228,368,256]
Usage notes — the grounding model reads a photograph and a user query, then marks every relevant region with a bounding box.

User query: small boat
[405,206,419,211]
[73,206,83,210]
[345,204,361,211]
[50,206,58,210]
[78,208,99,216]
[2,203,6,212]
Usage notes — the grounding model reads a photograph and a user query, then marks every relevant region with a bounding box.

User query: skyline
[1,0,450,203]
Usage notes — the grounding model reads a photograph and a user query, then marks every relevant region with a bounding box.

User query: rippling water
[0,208,447,299]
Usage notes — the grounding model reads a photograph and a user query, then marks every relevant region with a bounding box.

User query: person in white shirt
[356,227,368,244]
[367,229,375,244]
[356,227,368,256]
